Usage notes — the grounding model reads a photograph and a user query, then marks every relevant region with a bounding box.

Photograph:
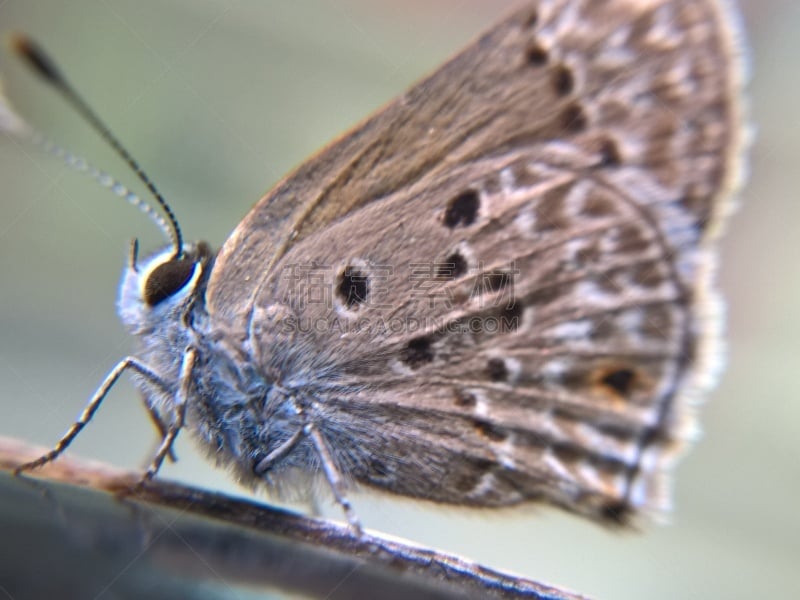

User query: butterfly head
[118,241,214,335]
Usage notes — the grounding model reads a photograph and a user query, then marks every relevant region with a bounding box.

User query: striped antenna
[7,33,183,258]
[0,86,174,247]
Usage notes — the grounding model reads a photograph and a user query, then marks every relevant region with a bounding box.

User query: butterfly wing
[208,0,746,524]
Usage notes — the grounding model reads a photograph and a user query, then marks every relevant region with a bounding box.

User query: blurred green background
[0,1,797,598]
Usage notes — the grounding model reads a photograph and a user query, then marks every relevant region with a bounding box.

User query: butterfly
[10,0,747,532]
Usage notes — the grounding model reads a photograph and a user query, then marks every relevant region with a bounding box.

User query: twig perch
[0,436,589,600]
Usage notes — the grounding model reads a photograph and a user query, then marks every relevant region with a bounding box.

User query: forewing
[209,0,743,320]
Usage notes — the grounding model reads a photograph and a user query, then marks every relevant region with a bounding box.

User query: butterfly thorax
[116,242,320,492]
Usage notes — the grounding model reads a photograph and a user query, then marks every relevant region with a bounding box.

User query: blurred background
[0,1,797,598]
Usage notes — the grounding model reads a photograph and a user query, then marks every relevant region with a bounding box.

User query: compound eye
[143,257,196,306]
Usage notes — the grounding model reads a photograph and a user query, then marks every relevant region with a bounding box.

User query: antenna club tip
[8,32,65,86]
[8,32,33,58]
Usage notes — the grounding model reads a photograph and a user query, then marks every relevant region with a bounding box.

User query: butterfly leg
[305,421,363,535]
[253,427,306,475]
[14,356,168,475]
[143,403,178,463]
[140,347,197,482]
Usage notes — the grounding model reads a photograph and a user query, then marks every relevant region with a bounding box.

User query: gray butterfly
[14,0,747,531]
